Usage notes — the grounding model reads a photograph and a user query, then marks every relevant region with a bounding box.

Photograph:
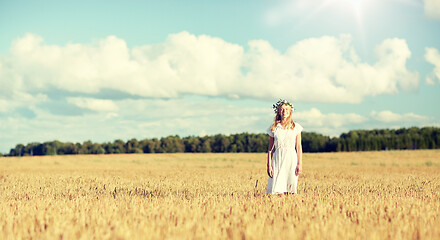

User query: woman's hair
[271,103,295,131]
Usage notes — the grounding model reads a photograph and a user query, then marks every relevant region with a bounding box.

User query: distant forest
[4,126,440,157]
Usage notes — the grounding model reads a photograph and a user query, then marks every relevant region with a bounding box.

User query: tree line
[4,126,440,157]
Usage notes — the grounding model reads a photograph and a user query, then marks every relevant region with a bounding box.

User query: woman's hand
[267,163,273,178]
[296,163,302,176]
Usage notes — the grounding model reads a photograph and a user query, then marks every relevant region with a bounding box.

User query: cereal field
[1,150,439,239]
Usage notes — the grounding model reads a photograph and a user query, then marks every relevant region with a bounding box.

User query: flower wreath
[272,99,294,113]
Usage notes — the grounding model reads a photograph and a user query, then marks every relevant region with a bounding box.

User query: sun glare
[284,0,377,58]
[300,0,375,25]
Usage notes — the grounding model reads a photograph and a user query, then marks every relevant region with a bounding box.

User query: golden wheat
[0,150,439,239]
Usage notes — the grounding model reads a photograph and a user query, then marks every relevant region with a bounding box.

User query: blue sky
[1,0,440,153]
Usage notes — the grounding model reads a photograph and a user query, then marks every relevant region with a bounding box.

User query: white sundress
[266,122,303,194]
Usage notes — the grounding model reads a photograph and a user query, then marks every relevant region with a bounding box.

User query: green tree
[126,138,140,153]
[200,137,211,153]
[112,139,126,153]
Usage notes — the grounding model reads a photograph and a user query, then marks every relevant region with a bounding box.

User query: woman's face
[279,104,291,120]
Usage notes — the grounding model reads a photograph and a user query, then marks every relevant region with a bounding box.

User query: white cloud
[424,0,440,19]
[425,47,440,84]
[1,32,419,108]
[241,36,418,103]
[294,108,367,128]
[0,56,48,112]
[370,110,430,123]
[8,32,244,98]
[291,108,432,136]
[67,97,119,112]
[370,110,401,122]
[0,92,47,113]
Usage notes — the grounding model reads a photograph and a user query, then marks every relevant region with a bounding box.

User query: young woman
[266,99,303,195]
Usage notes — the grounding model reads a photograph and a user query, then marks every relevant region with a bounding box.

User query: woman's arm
[296,133,303,176]
[267,136,274,178]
